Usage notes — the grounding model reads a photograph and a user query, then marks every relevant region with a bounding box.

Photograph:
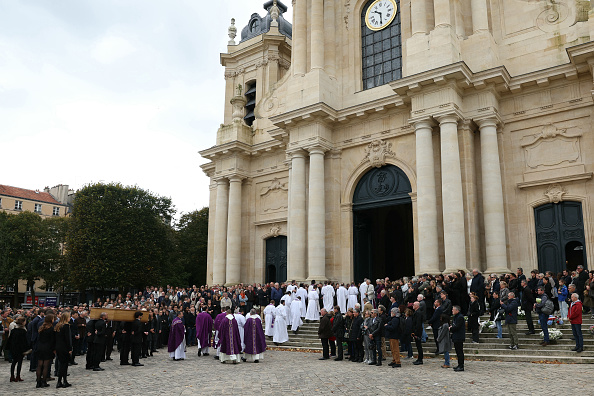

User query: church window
[361,0,402,90]
[244,81,256,127]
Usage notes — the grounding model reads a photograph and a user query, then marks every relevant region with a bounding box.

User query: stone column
[311,0,325,70]
[225,176,243,285]
[288,150,307,281]
[471,0,489,33]
[213,178,229,285]
[477,118,509,273]
[307,147,326,281]
[411,0,428,35]
[324,0,336,76]
[437,114,467,272]
[293,0,307,75]
[414,120,440,273]
[434,0,452,27]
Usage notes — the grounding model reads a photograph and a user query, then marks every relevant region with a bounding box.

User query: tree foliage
[174,207,209,286]
[66,183,176,290]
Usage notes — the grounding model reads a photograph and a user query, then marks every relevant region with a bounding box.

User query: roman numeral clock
[365,0,397,31]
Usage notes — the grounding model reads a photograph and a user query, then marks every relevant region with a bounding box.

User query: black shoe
[367,361,376,365]
[93,367,104,371]
[413,360,423,365]
[254,359,259,363]
[203,353,210,356]
[131,363,144,367]
[454,366,464,372]
[576,348,584,353]
[525,332,535,335]
[63,382,72,388]
[241,357,247,362]
[120,362,130,365]
[214,356,219,360]
[43,382,50,387]
[71,362,78,366]
[37,381,42,388]
[101,359,106,362]
[393,364,401,368]
[198,350,202,357]
[85,367,93,370]
[334,358,343,361]
[319,357,329,360]
[376,362,382,366]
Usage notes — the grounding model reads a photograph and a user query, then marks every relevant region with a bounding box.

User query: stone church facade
[200,0,593,285]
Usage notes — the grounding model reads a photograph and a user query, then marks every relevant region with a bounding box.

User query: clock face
[365,0,397,31]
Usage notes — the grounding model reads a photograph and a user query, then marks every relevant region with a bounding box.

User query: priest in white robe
[280,291,292,322]
[359,280,368,307]
[233,309,246,351]
[289,297,303,333]
[322,283,335,312]
[296,285,308,317]
[347,283,359,310]
[263,301,275,337]
[305,285,320,321]
[272,300,289,344]
[337,284,348,313]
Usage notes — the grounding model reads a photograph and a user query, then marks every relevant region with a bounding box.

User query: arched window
[361,0,402,90]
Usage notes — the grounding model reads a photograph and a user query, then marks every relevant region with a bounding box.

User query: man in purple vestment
[213,311,228,360]
[242,309,267,363]
[218,310,242,364]
[168,311,185,361]
[195,311,213,357]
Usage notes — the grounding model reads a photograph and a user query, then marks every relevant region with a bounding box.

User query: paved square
[3,349,590,395]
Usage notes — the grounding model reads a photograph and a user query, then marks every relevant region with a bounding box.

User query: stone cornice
[221,32,291,66]
[199,141,253,159]
[270,102,338,128]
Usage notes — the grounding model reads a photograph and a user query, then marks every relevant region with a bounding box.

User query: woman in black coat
[468,293,481,343]
[402,309,414,359]
[36,314,56,388]
[7,316,29,382]
[54,312,72,388]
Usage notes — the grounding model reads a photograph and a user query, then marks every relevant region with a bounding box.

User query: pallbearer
[168,311,186,361]
[195,311,213,357]
[242,309,266,363]
[218,310,242,364]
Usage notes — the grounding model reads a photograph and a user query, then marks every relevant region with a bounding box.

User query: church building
[200,0,593,285]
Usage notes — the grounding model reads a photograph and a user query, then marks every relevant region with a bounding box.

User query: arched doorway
[353,165,414,282]
[534,201,588,273]
[265,236,287,283]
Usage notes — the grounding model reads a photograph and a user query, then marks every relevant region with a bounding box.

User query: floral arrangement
[546,316,564,326]
[517,307,526,319]
[589,325,594,336]
[479,320,495,333]
[540,328,563,341]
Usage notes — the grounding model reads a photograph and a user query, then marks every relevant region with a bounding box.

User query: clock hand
[373,10,383,24]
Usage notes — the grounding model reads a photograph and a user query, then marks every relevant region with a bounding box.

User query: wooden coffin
[89,307,149,323]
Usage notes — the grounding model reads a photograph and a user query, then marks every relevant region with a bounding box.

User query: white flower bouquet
[540,328,562,341]
[517,307,526,319]
[479,320,495,333]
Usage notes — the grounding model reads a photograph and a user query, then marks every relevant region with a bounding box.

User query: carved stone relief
[260,178,288,213]
[521,124,581,169]
[261,223,282,239]
[544,183,567,203]
[361,139,396,168]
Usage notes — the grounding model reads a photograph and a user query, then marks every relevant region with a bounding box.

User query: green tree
[66,183,176,291]
[174,208,209,286]
[0,211,62,305]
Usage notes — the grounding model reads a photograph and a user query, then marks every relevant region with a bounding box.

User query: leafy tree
[174,208,209,286]
[67,183,176,291]
[0,211,62,305]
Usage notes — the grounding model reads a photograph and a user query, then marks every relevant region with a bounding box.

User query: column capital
[228,175,245,183]
[286,148,308,159]
[410,116,436,130]
[215,177,229,185]
[306,145,329,155]
[474,113,503,130]
[434,112,462,126]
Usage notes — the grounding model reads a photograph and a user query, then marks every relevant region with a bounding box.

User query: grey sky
[0,0,292,218]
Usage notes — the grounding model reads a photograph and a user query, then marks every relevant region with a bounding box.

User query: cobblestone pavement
[2,348,590,396]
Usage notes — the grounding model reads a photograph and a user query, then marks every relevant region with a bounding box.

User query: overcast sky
[0,0,292,219]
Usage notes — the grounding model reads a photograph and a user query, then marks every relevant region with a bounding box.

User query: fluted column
[471,0,489,33]
[434,0,452,28]
[411,0,428,35]
[293,0,307,75]
[307,147,326,280]
[477,118,509,273]
[288,150,307,281]
[225,176,243,285]
[213,178,229,285]
[415,120,440,273]
[311,0,325,70]
[437,115,467,272]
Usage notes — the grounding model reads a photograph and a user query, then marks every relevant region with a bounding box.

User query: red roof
[0,184,63,205]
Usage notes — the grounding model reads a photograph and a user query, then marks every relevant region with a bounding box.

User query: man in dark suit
[130,312,144,367]
[411,302,424,365]
[104,320,115,361]
[317,308,333,360]
[349,310,364,362]
[450,305,466,372]
[428,299,444,354]
[69,312,80,366]
[520,279,536,335]
[152,309,161,350]
[119,321,132,365]
[28,309,44,372]
[85,318,96,370]
[368,309,384,366]
[576,265,589,304]
[331,306,344,361]
[93,313,107,371]
[470,270,486,314]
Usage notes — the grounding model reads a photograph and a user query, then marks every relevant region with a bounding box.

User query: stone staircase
[265,314,594,364]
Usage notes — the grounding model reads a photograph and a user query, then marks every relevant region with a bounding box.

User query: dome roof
[240,0,292,43]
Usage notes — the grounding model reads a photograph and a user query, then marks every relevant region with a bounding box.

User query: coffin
[89,307,149,323]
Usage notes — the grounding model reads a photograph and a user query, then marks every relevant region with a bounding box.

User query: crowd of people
[1,264,593,386]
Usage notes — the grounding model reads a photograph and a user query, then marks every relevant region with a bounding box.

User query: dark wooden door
[266,236,287,284]
[535,201,587,273]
